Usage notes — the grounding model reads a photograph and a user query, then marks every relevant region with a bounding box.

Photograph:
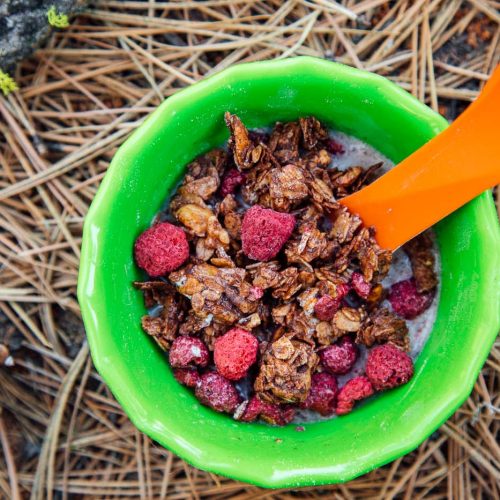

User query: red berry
[366,343,414,391]
[134,222,189,276]
[302,372,338,416]
[388,278,434,319]
[250,286,264,300]
[325,138,344,155]
[220,168,246,197]
[214,328,259,380]
[241,205,295,261]
[238,396,263,422]
[336,376,374,415]
[240,395,295,426]
[169,336,209,368]
[336,282,351,299]
[320,336,358,375]
[351,272,371,299]
[195,372,241,414]
[314,295,341,321]
[173,368,200,388]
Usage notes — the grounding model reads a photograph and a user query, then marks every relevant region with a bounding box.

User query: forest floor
[0,1,498,498]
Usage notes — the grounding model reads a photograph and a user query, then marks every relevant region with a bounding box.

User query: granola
[133,281,186,350]
[403,232,438,293]
[254,333,318,404]
[357,307,410,351]
[133,113,439,424]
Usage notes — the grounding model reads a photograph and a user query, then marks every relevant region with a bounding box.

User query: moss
[47,5,69,28]
[0,70,18,96]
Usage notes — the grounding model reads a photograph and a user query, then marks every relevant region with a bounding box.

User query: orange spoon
[340,65,500,250]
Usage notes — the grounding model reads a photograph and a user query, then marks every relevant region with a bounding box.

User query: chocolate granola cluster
[133,114,438,424]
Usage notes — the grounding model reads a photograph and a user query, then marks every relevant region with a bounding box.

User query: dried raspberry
[301,372,338,416]
[250,286,264,300]
[173,368,200,388]
[214,328,259,380]
[240,395,295,426]
[388,278,434,319]
[336,376,374,415]
[366,343,414,391]
[351,272,371,299]
[195,372,241,414]
[220,168,247,197]
[238,396,262,422]
[325,138,345,155]
[264,405,295,426]
[314,295,341,321]
[336,282,351,299]
[169,336,209,368]
[134,222,189,276]
[320,336,358,375]
[241,206,295,261]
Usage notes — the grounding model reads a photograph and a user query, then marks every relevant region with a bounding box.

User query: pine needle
[0,2,498,498]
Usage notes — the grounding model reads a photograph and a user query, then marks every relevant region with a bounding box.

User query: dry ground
[0,1,499,498]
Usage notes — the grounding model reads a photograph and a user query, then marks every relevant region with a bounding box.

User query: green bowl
[78,57,500,488]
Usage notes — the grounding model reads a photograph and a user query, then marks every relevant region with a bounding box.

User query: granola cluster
[133,113,438,424]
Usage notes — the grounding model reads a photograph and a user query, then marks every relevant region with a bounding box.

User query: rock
[0,0,86,71]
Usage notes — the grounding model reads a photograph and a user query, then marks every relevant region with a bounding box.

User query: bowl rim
[78,56,500,488]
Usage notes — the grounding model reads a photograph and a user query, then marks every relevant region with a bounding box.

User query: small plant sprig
[47,5,70,28]
[0,70,18,96]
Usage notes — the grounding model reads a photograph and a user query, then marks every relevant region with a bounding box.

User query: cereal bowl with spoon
[78,57,500,487]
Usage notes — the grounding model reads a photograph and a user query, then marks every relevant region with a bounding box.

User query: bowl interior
[78,58,500,488]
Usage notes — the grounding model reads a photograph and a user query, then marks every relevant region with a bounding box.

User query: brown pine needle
[0,2,498,499]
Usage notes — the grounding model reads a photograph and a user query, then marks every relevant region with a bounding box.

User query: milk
[294,132,440,423]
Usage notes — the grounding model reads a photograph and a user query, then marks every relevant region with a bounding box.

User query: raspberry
[250,286,264,300]
[220,168,246,197]
[336,376,374,415]
[238,396,262,422]
[241,205,295,261]
[314,295,341,321]
[173,368,200,388]
[351,272,371,299]
[240,395,295,426]
[320,336,358,375]
[366,343,414,391]
[301,372,338,416]
[388,278,434,319]
[325,138,345,155]
[336,282,351,300]
[195,372,241,414]
[214,328,259,380]
[169,336,209,369]
[134,222,189,276]
[314,283,351,321]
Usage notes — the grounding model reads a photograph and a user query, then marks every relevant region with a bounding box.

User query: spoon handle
[340,65,500,251]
